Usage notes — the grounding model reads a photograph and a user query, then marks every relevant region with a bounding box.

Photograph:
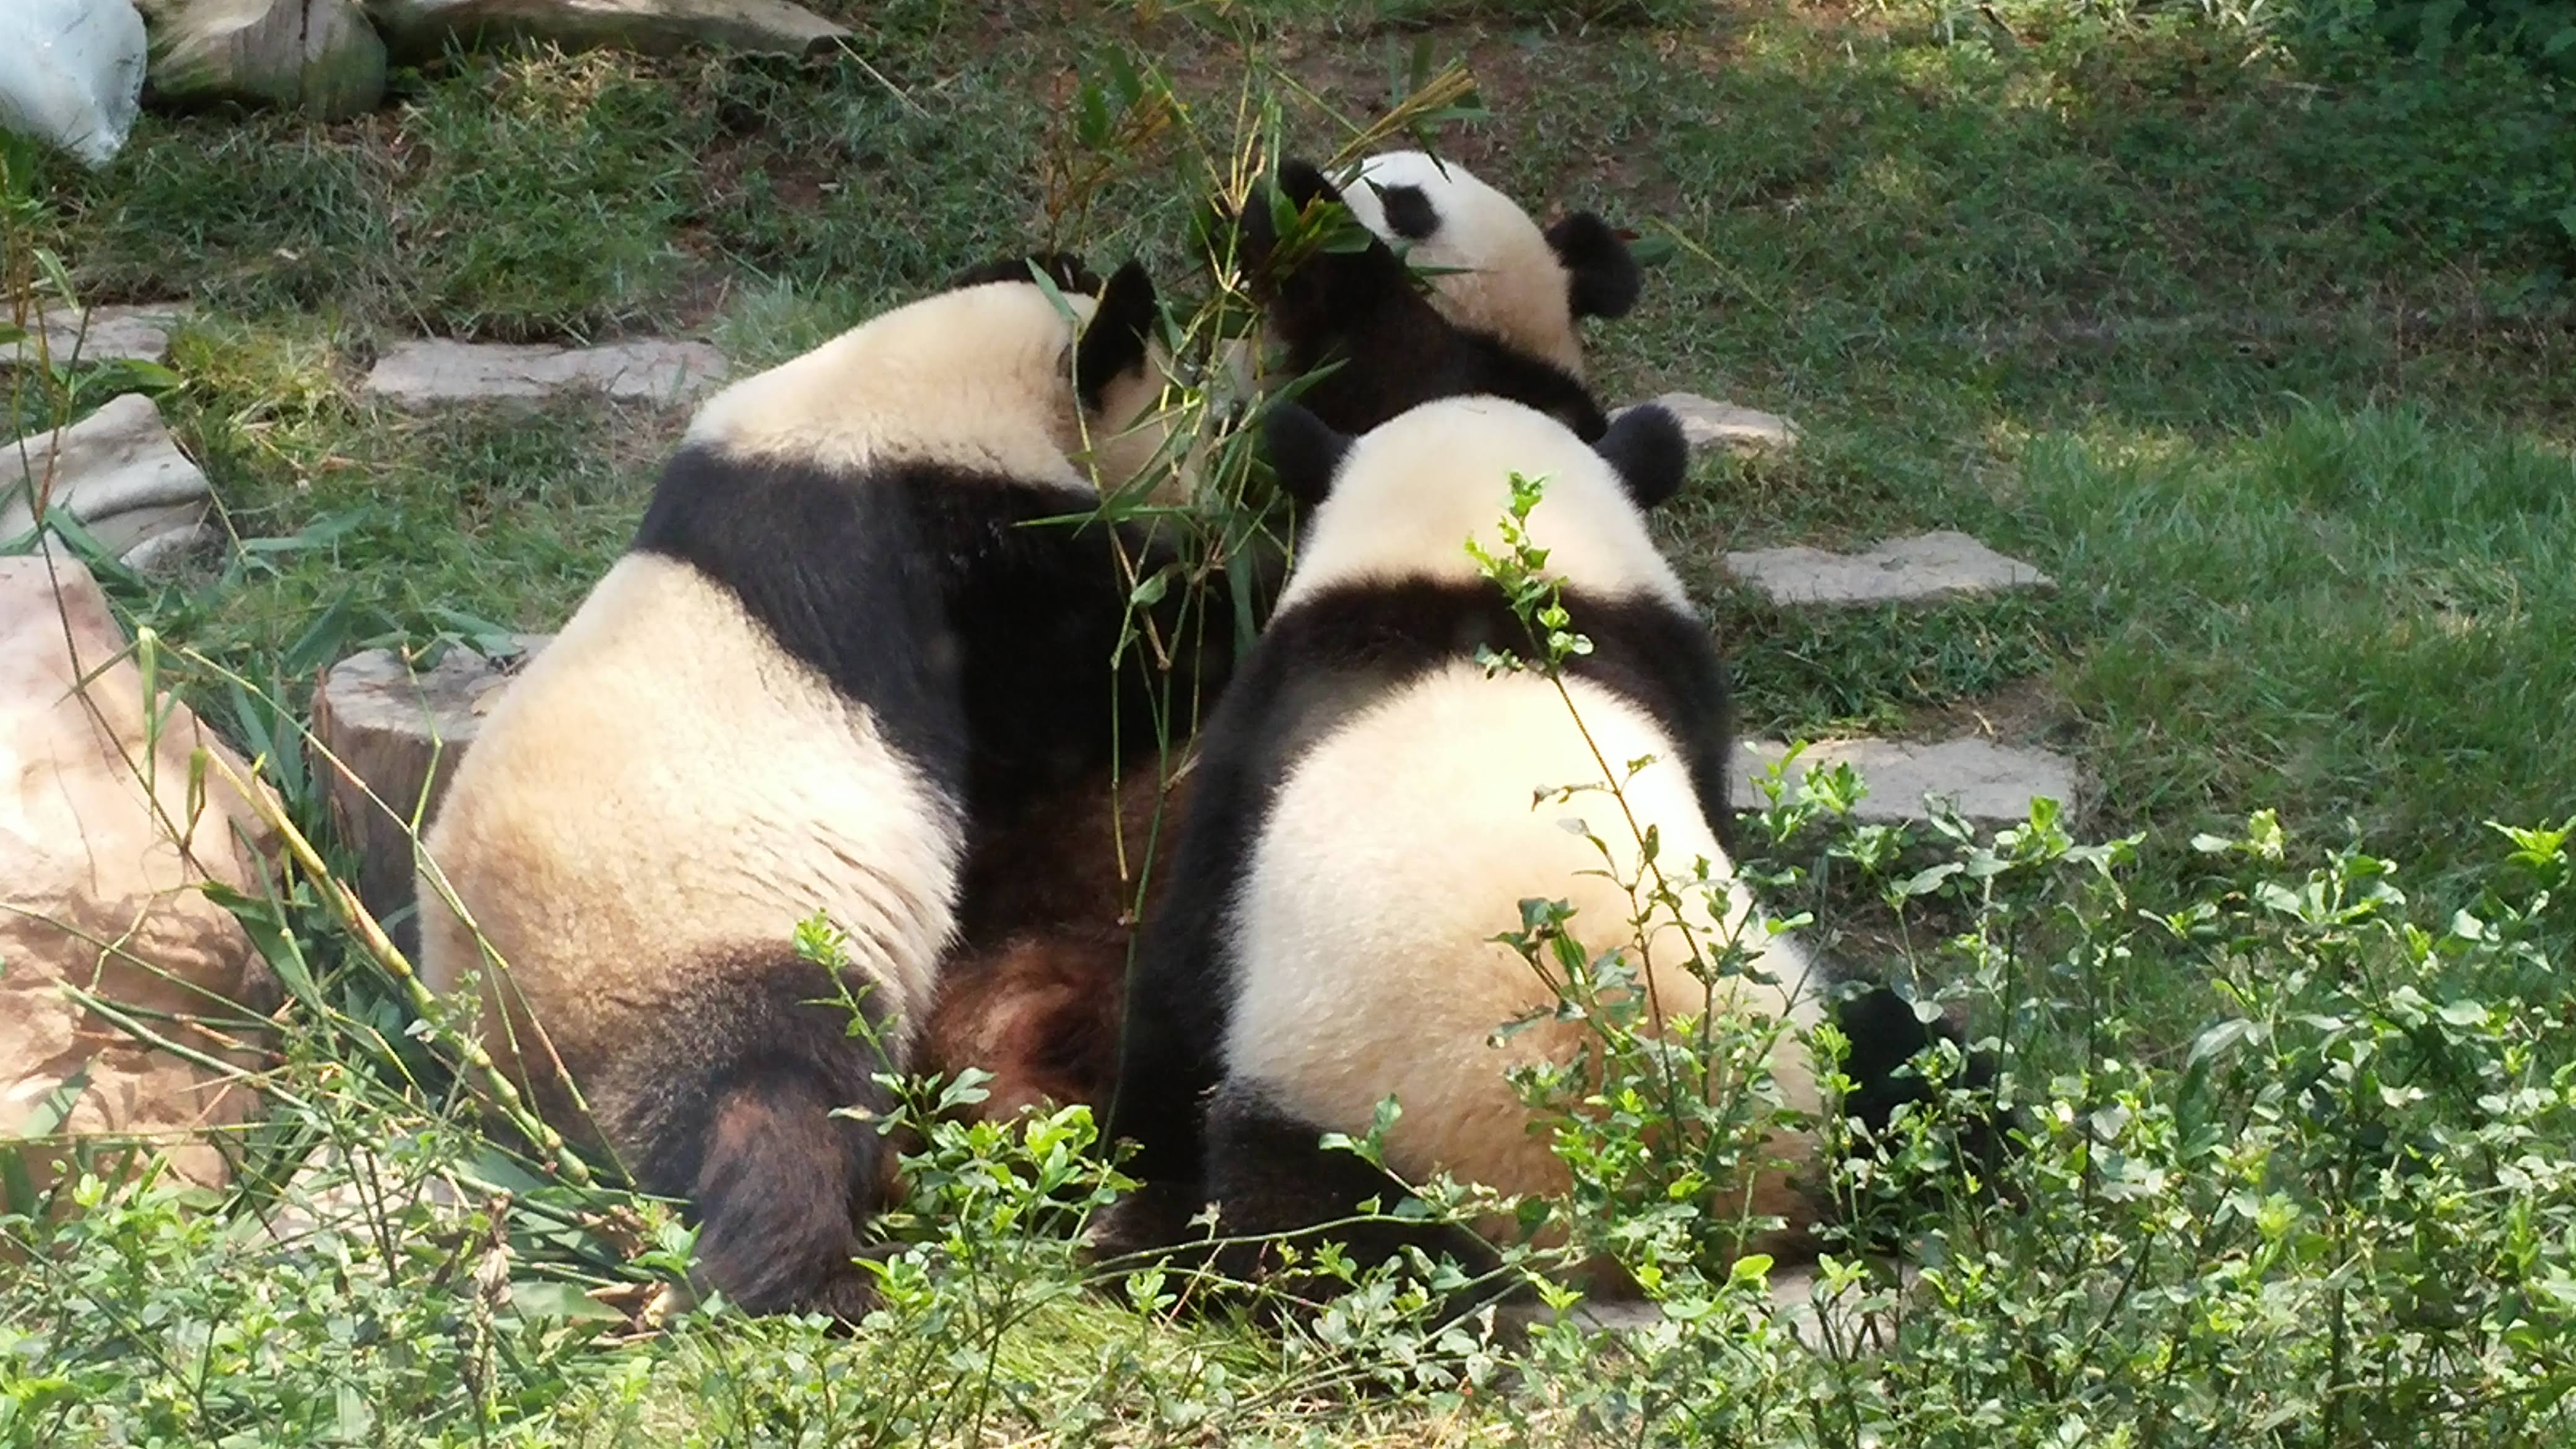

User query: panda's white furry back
[1101,395,1982,1315]
[414,256,1209,1322]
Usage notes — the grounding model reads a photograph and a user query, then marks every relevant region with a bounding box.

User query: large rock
[0,555,279,1196]
[6,303,192,368]
[136,0,387,120]
[363,337,727,409]
[364,0,848,61]
[1734,736,2082,826]
[2,393,217,570]
[1726,531,2054,609]
[311,637,547,924]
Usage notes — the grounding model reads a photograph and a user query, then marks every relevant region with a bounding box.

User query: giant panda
[1338,149,1642,394]
[412,253,1229,1321]
[918,158,1650,1128]
[1211,153,1638,440]
[1097,395,1969,1313]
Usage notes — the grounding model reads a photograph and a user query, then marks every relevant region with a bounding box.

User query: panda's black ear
[1546,211,1642,321]
[1263,400,1351,512]
[1073,259,1159,412]
[1593,402,1688,510]
[1274,159,1343,213]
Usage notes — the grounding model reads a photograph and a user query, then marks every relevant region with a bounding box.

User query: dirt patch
[1902,674,2062,751]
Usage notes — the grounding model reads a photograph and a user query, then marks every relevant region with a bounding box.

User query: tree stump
[308,637,549,928]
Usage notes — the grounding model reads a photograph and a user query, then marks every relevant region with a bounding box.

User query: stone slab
[364,337,728,407]
[1631,391,1799,453]
[1734,736,2080,826]
[1725,530,2053,609]
[2,393,215,565]
[7,303,191,368]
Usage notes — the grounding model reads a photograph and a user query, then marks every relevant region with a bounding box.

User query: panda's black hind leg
[624,949,903,1324]
[1200,1080,1519,1323]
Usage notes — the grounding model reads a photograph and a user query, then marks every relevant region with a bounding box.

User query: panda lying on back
[1100,396,1969,1312]
[415,255,1222,1321]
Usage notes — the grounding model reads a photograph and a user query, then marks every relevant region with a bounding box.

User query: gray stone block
[363,337,728,407]
[1725,530,2053,608]
[1734,736,2081,826]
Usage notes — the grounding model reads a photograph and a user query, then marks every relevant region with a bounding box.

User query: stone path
[1636,390,1799,453]
[1734,736,2079,826]
[7,304,191,368]
[2,394,219,571]
[364,337,728,407]
[1727,529,2053,609]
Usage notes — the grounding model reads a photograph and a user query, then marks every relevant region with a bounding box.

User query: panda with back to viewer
[1098,393,1984,1315]
[413,253,1224,1321]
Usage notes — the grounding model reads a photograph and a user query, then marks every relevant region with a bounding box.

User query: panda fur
[413,255,1222,1321]
[1219,155,1638,443]
[1099,396,1964,1310]
[916,162,1650,1128]
[1339,149,1642,381]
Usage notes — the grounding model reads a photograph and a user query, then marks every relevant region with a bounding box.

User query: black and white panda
[1340,149,1642,388]
[1219,153,1641,442]
[917,160,1652,1126]
[413,254,1228,1321]
[1099,395,1962,1309]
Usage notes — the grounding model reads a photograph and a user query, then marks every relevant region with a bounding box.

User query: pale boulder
[0,555,279,1195]
[136,0,387,120]
[2,393,217,569]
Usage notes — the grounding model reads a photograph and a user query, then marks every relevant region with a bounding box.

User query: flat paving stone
[1629,391,1800,453]
[1726,529,2053,608]
[2,393,214,567]
[365,337,727,407]
[1734,736,2081,826]
[8,304,191,368]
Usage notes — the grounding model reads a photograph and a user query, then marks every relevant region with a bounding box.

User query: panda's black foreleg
[625,949,901,1325]
[1199,1079,1520,1325]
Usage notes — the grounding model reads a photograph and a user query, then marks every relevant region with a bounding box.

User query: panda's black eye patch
[1372,183,1440,242]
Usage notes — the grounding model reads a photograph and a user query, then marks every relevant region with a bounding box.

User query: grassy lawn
[10,0,2576,1441]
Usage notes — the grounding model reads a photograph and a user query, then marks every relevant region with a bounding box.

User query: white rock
[364,0,850,61]
[1632,391,1799,453]
[1725,530,2053,609]
[0,555,279,1196]
[136,0,387,120]
[8,303,192,368]
[1735,736,2081,826]
[364,337,727,408]
[2,393,215,564]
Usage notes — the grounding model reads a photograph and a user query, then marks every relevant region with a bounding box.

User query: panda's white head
[684,255,1178,498]
[1340,151,1643,379]
[1263,394,1690,614]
